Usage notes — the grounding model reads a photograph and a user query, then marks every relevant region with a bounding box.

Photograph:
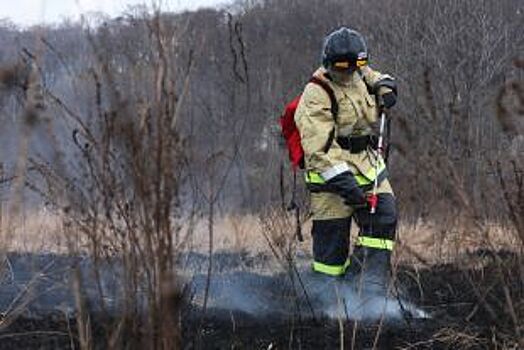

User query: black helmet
[322,27,368,70]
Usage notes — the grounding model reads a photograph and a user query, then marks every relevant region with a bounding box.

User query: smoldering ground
[185,251,523,349]
[0,250,521,349]
[0,251,430,323]
[189,267,429,322]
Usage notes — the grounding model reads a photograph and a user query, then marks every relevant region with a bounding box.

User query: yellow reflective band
[305,158,386,187]
[356,236,395,251]
[356,59,368,67]
[305,171,325,184]
[354,174,372,186]
[334,61,350,69]
[355,158,386,186]
[312,259,350,276]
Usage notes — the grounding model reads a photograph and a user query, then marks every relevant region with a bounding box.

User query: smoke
[310,271,431,321]
[190,266,429,322]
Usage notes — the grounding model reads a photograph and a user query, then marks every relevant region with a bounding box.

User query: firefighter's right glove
[381,92,396,109]
[377,87,397,109]
[326,172,367,207]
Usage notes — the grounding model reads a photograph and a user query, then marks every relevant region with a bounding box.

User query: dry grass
[395,220,522,266]
[2,207,520,267]
[1,207,65,253]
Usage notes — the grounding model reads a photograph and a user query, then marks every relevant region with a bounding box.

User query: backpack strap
[308,76,339,154]
[309,76,339,122]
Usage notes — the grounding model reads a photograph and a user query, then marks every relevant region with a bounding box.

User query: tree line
[0,0,522,223]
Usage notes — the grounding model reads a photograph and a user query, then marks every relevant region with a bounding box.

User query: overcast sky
[0,0,228,26]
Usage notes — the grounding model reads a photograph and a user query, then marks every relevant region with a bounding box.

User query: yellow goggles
[332,59,368,70]
[356,59,368,67]
[333,61,351,69]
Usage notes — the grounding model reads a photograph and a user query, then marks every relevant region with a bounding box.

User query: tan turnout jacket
[295,66,393,183]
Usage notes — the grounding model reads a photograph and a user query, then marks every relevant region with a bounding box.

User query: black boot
[339,246,365,301]
[298,269,343,314]
[345,244,366,277]
[349,246,392,293]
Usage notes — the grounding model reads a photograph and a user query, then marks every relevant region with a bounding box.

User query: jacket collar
[313,67,360,87]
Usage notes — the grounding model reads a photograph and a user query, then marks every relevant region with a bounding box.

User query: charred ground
[0,250,521,349]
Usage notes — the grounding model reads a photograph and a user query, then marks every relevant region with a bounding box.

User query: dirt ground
[0,249,521,349]
[182,251,522,349]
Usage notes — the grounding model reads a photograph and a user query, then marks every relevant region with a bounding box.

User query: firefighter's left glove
[327,172,367,207]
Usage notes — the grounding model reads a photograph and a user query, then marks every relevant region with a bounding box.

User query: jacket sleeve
[360,66,397,96]
[294,82,350,181]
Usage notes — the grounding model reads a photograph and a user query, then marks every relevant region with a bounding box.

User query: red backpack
[279,76,339,171]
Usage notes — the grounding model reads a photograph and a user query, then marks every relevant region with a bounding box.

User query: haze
[0,0,228,26]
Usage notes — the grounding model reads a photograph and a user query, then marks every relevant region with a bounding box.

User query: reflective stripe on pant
[356,236,394,250]
[311,218,351,276]
[349,194,397,279]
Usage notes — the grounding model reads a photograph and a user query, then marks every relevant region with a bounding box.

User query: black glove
[326,172,367,206]
[380,91,397,109]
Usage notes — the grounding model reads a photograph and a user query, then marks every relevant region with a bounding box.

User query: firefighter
[294,27,398,285]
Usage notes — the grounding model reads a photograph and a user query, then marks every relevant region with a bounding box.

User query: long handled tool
[369,109,387,214]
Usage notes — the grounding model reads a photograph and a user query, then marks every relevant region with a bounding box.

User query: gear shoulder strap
[309,76,339,122]
[308,76,339,153]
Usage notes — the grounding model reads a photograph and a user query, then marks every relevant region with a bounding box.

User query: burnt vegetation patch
[0,251,521,349]
[186,251,524,349]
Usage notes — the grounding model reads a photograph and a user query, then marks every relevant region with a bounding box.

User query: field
[0,0,523,348]
[0,213,521,349]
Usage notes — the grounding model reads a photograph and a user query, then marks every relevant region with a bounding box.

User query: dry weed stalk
[433,327,486,349]
[24,11,197,349]
[393,55,524,349]
[489,59,524,348]
[0,57,50,335]
[494,59,524,244]
[259,206,316,320]
[259,206,298,270]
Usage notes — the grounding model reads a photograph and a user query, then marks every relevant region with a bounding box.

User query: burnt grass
[0,250,522,349]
